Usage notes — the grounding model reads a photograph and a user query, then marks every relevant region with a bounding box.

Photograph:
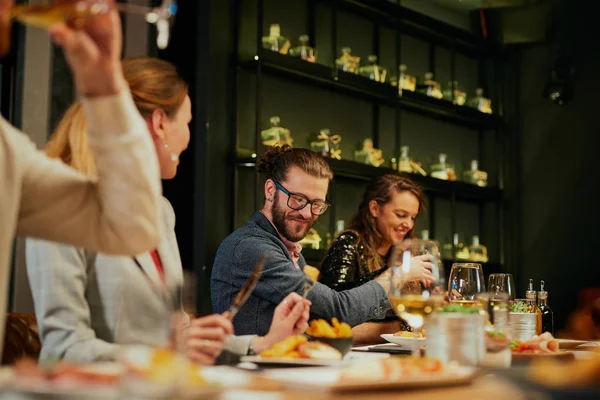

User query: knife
[226,255,266,321]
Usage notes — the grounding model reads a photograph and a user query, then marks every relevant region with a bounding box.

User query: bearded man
[211,146,395,336]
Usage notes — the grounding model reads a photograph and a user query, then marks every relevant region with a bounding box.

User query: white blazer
[26,198,182,363]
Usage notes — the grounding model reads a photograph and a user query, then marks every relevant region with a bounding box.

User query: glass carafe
[419,72,443,99]
[442,233,469,260]
[288,34,316,63]
[261,23,291,54]
[442,80,467,106]
[335,47,360,74]
[468,235,488,263]
[464,160,488,187]
[430,153,456,181]
[358,54,387,83]
[260,116,293,147]
[468,88,493,114]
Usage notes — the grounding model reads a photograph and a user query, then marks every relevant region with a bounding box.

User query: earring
[163,142,179,162]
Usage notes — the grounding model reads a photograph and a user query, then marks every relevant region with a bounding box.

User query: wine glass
[388,239,446,357]
[488,273,516,299]
[0,0,177,57]
[448,263,485,306]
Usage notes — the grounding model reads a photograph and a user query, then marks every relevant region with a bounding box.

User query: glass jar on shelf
[261,23,291,54]
[353,138,384,167]
[299,228,323,249]
[467,88,493,114]
[310,129,342,160]
[464,160,488,187]
[468,235,489,263]
[442,80,467,106]
[260,116,293,147]
[398,146,427,176]
[442,233,470,260]
[357,54,387,83]
[288,34,317,63]
[335,47,360,74]
[418,72,443,99]
[390,64,417,93]
[430,153,456,181]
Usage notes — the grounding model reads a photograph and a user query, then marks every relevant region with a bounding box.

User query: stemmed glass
[488,273,516,299]
[448,263,485,306]
[0,0,178,56]
[388,239,446,357]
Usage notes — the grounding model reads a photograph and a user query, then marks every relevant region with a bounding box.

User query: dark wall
[517,1,600,330]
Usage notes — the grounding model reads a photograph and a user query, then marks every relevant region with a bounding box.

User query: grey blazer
[26,197,183,363]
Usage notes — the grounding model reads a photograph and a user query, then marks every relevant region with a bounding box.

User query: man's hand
[184,314,234,365]
[48,0,125,97]
[251,292,311,353]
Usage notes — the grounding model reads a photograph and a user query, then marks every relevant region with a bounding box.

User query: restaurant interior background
[1,0,598,333]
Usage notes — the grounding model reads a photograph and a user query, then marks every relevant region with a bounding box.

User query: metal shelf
[240,49,502,130]
[236,157,502,203]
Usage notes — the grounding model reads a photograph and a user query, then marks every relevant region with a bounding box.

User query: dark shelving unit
[230,0,509,274]
[240,49,502,130]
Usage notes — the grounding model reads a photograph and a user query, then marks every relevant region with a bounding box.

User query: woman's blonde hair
[45,56,188,174]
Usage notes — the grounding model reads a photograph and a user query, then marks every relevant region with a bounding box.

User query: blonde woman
[26,57,309,365]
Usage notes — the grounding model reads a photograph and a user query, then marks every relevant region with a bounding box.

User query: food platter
[380,333,426,347]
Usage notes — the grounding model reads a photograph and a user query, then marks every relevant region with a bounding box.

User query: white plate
[240,356,343,367]
[557,339,593,349]
[265,365,477,392]
[380,333,426,347]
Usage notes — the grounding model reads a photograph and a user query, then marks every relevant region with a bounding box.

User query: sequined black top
[319,232,388,291]
[319,231,411,330]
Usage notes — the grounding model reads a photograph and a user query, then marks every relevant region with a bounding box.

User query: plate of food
[510,332,575,363]
[241,335,345,367]
[381,329,426,347]
[0,358,122,399]
[265,357,477,392]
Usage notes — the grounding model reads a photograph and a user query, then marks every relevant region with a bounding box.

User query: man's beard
[271,191,316,242]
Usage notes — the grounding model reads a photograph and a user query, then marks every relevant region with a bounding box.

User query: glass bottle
[335,47,360,74]
[538,280,554,335]
[260,116,293,147]
[420,230,430,241]
[431,153,451,180]
[442,80,467,106]
[468,235,488,263]
[525,279,543,335]
[358,54,387,83]
[468,88,493,114]
[399,145,412,173]
[261,23,291,54]
[288,34,317,63]
[464,160,488,187]
[419,72,443,99]
[390,64,417,93]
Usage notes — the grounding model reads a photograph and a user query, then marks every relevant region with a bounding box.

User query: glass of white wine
[388,239,446,358]
[0,0,177,57]
[448,262,485,306]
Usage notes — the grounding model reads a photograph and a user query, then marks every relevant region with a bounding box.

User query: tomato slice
[298,342,342,360]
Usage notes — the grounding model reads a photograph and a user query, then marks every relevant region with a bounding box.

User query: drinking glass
[488,273,516,299]
[0,0,177,57]
[448,263,485,306]
[388,239,446,357]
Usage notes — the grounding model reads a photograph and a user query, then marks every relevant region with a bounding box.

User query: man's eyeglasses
[274,181,330,216]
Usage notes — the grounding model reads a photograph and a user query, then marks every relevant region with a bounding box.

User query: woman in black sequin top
[319,173,431,343]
